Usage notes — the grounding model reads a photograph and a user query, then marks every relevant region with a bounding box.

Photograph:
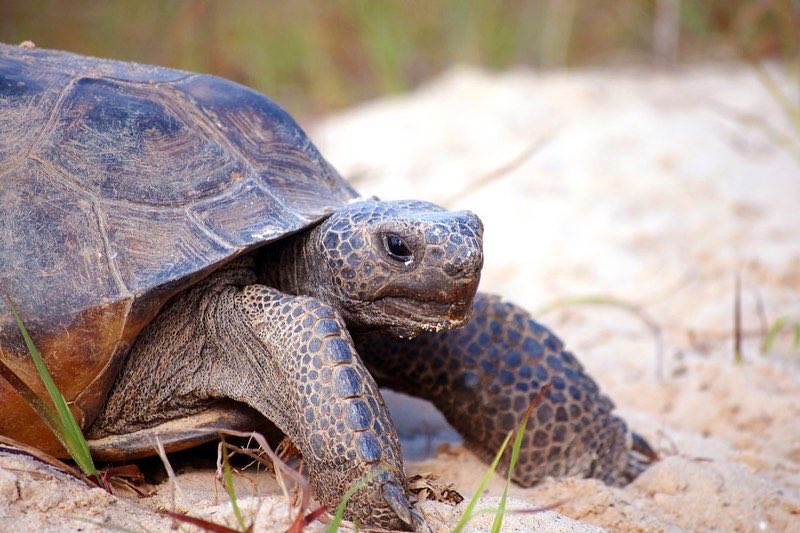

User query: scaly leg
[356,292,657,487]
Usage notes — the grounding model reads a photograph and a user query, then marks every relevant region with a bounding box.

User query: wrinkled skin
[90,199,654,530]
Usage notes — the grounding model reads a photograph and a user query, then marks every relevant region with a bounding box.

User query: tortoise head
[307,199,484,337]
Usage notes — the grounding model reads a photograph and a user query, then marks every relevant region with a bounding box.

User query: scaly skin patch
[357,293,655,487]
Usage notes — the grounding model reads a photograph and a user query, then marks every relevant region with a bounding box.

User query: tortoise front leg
[356,292,656,487]
[91,266,415,531]
[231,285,414,529]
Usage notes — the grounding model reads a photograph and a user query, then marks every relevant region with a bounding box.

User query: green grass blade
[491,382,550,533]
[453,429,514,533]
[3,294,97,477]
[793,323,800,349]
[326,469,383,533]
[762,316,788,354]
[490,423,526,532]
[221,441,247,532]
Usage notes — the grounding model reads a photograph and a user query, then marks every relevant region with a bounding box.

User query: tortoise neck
[258,227,325,298]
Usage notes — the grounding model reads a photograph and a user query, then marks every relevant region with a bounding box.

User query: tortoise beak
[447,299,474,328]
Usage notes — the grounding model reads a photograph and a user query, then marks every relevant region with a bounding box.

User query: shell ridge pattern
[23,154,205,214]
[91,201,129,296]
[22,75,79,161]
[184,208,238,251]
[160,80,313,224]
[25,74,272,211]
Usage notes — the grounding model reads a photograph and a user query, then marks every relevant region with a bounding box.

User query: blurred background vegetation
[1,0,797,115]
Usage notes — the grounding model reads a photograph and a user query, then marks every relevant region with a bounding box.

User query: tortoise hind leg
[355,292,657,487]
[89,262,415,531]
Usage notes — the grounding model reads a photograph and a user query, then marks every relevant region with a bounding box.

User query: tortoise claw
[410,507,432,533]
[382,482,414,529]
[631,431,659,462]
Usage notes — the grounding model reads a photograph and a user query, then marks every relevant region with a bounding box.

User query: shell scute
[0,43,357,451]
[36,76,241,206]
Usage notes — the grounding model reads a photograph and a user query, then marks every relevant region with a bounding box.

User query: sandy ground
[2,64,799,532]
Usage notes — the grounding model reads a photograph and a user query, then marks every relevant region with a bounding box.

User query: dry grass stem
[153,435,186,514]
[213,429,313,527]
[445,133,554,206]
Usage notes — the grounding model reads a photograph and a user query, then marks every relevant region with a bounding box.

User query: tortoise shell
[0,43,357,454]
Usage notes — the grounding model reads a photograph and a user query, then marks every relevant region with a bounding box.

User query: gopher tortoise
[0,43,655,530]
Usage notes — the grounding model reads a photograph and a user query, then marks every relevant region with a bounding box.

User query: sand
[2,63,799,532]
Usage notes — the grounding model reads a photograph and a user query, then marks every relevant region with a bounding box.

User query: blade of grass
[326,469,383,533]
[490,382,553,533]
[762,316,788,353]
[734,272,743,364]
[793,323,800,349]
[761,316,800,353]
[453,430,514,533]
[212,429,312,526]
[221,440,248,532]
[445,133,554,206]
[153,435,186,515]
[489,443,517,531]
[750,59,800,140]
[2,294,98,479]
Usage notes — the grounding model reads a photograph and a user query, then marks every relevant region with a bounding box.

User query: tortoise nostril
[455,211,484,238]
[443,248,484,278]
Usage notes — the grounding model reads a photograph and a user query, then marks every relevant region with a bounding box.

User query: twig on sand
[445,133,555,206]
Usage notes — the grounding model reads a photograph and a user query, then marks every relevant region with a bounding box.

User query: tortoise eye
[384,234,413,262]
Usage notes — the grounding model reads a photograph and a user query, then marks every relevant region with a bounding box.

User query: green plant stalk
[761,316,800,353]
[3,294,98,479]
[326,469,383,533]
[221,441,247,532]
[453,429,514,533]
[491,403,533,532]
[794,323,800,349]
[762,316,787,353]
